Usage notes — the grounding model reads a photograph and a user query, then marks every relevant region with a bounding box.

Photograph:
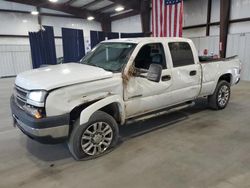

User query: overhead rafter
[64,0,78,6]
[5,0,109,22]
[94,3,116,13]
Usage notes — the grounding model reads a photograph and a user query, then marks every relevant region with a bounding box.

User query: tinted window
[168,42,195,67]
[134,43,166,70]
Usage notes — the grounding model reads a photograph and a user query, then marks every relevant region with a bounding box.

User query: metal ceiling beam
[94,3,116,13]
[5,0,109,22]
[64,0,78,6]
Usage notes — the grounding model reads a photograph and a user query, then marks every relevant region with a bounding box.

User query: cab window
[168,42,195,67]
[134,43,166,70]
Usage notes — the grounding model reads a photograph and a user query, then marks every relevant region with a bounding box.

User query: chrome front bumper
[11,96,70,144]
[13,115,69,139]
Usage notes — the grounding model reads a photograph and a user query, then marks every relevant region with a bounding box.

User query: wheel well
[69,101,121,126]
[99,103,121,124]
[218,73,232,84]
[69,100,97,125]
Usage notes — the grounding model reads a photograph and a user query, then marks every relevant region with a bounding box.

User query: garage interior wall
[182,0,250,81]
[0,1,101,77]
[1,0,250,80]
[111,15,142,33]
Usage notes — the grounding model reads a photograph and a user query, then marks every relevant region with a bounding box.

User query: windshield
[80,42,136,72]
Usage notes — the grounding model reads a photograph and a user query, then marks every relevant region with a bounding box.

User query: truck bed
[199,55,238,63]
[199,56,241,97]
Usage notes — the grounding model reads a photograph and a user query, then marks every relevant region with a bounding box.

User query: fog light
[23,105,43,119]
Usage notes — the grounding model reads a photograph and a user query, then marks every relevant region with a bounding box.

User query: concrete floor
[1,78,250,188]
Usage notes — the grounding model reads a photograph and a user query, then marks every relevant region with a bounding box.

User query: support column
[140,0,151,36]
[101,18,111,33]
[206,0,212,36]
[219,0,231,58]
[37,7,42,29]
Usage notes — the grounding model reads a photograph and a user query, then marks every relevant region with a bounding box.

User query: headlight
[27,90,47,107]
[27,91,47,102]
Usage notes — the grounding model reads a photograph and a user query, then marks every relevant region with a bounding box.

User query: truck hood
[15,63,113,90]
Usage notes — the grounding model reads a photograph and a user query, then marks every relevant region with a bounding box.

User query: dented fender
[79,95,125,125]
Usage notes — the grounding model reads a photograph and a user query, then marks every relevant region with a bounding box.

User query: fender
[79,95,126,125]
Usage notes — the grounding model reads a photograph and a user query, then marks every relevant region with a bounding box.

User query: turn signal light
[23,105,44,119]
[34,111,42,119]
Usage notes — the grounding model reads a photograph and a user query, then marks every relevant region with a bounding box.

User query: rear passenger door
[168,42,201,104]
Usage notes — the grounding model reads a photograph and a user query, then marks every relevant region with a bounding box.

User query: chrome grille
[14,86,28,109]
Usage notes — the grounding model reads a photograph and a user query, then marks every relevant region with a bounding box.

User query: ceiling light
[87,16,95,21]
[22,19,28,23]
[115,6,124,12]
[49,0,58,2]
[31,11,39,15]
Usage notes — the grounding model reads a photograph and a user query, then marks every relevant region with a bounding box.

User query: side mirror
[147,64,162,82]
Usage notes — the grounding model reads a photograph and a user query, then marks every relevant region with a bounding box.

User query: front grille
[14,86,29,109]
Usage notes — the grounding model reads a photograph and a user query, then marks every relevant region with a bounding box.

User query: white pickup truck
[11,38,241,160]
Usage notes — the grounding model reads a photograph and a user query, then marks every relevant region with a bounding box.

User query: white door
[168,42,201,104]
[124,43,173,118]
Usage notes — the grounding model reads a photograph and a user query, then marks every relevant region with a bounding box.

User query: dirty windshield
[80,43,136,72]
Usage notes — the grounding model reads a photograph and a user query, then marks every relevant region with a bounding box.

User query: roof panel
[102,6,116,13]
[55,0,70,3]
[87,0,113,11]
[70,0,95,7]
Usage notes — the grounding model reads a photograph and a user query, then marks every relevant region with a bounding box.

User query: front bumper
[10,96,70,144]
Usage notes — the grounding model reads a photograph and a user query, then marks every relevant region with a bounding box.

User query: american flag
[152,0,183,37]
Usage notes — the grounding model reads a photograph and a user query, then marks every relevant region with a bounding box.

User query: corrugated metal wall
[0,44,63,77]
[0,45,31,77]
[227,33,250,81]
[189,33,250,81]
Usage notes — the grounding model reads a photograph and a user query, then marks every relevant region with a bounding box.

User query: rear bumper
[10,96,70,144]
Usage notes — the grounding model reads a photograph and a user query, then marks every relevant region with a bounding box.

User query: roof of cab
[101,37,192,44]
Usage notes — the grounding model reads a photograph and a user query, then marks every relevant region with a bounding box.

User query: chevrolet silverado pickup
[11,38,241,160]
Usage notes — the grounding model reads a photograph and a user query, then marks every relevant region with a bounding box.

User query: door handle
[162,75,171,81]
[189,70,197,76]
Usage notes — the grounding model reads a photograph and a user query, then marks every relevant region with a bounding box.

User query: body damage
[45,74,123,117]
[11,38,241,146]
[199,58,241,96]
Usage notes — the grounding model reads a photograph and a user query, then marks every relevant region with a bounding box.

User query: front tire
[68,111,119,160]
[208,80,231,110]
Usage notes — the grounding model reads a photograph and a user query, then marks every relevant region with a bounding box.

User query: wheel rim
[218,85,230,107]
[81,122,113,156]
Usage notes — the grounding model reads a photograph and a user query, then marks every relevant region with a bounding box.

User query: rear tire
[208,80,231,110]
[68,111,119,160]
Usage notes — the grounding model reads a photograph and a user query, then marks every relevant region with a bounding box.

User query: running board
[126,101,195,125]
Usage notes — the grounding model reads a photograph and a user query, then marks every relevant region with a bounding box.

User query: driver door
[124,43,173,118]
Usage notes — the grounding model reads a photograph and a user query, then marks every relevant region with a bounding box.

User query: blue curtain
[90,30,99,49]
[28,26,57,69]
[121,33,145,38]
[62,28,85,63]
[106,32,119,39]
[90,31,119,49]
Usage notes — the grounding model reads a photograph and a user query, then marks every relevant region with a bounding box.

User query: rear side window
[168,42,195,67]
